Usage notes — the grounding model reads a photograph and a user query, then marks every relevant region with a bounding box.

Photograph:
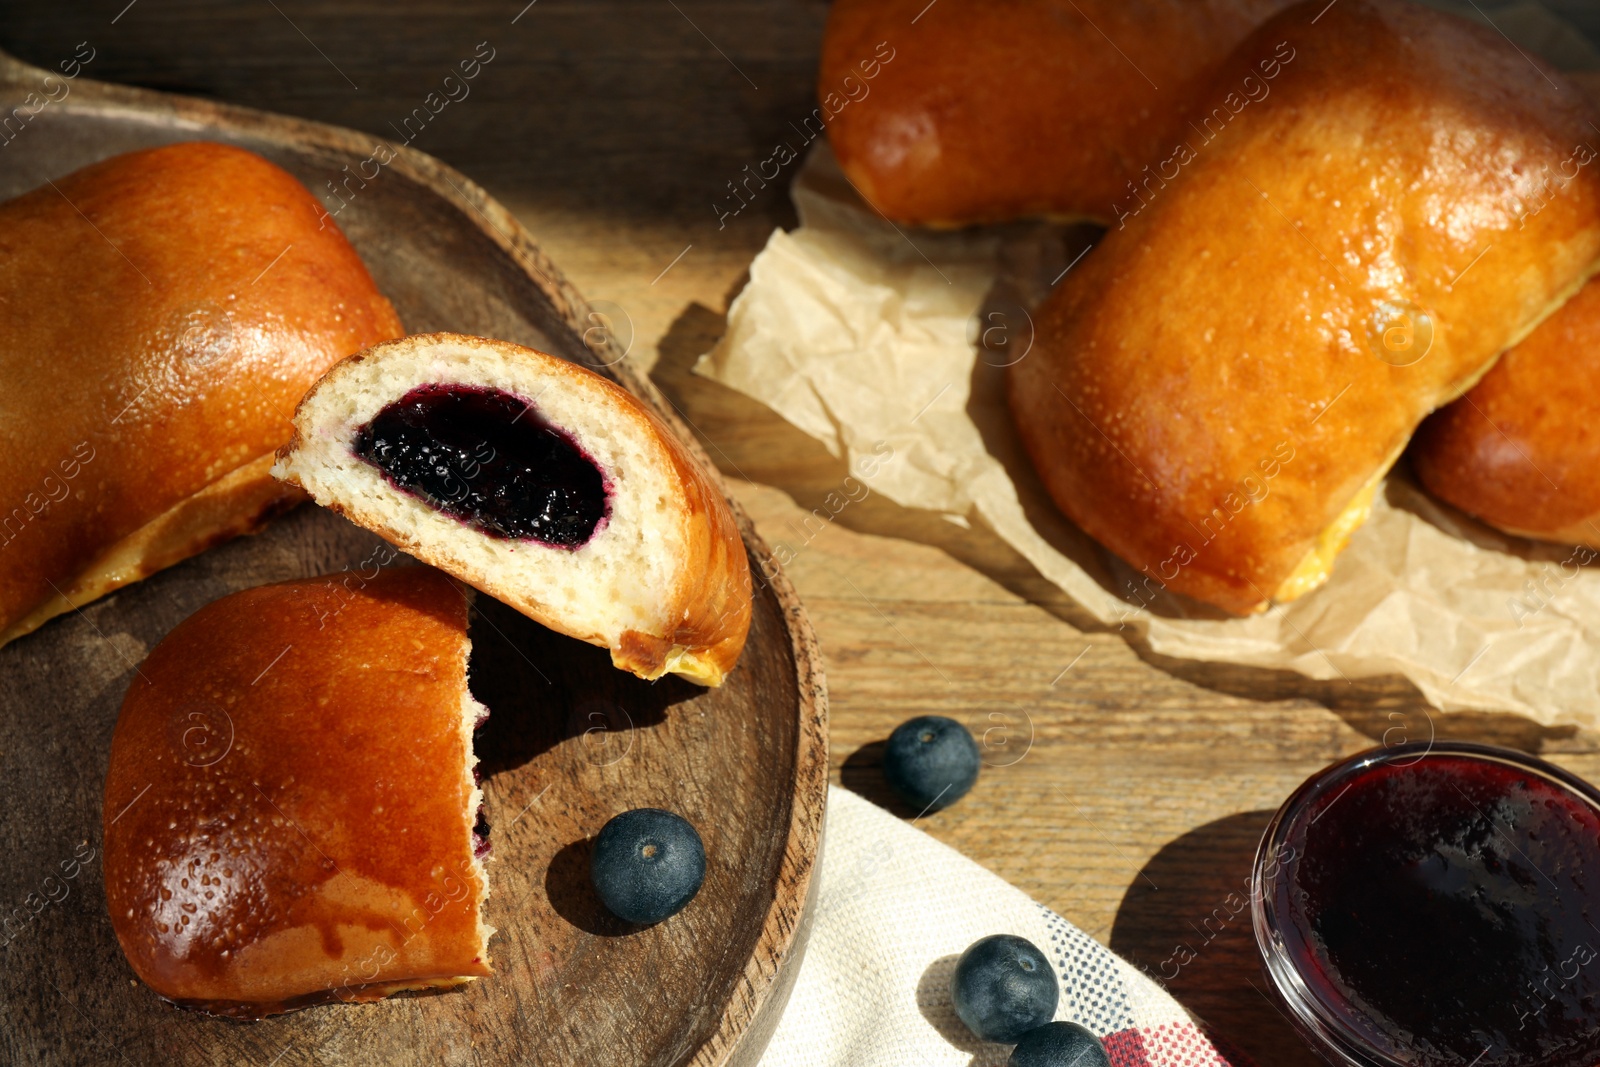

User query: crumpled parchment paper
[695,2,1600,728]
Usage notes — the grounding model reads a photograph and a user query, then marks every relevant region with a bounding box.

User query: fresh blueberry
[590,808,706,924]
[882,715,980,813]
[950,934,1059,1043]
[1009,1022,1111,1066]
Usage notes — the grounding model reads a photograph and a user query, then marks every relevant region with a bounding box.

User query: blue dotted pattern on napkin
[1041,905,1136,1035]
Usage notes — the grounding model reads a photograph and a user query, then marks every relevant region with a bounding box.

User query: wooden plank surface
[4,3,1597,1064]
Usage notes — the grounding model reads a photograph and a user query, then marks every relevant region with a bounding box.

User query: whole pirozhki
[1009,0,1600,615]
[818,0,1296,227]
[273,332,752,686]
[0,142,403,647]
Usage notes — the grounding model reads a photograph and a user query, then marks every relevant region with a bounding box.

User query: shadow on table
[1109,811,1316,1067]
[544,836,635,938]
[1135,648,1582,754]
[650,293,1108,639]
[838,739,937,820]
[468,594,702,779]
[915,953,1011,1066]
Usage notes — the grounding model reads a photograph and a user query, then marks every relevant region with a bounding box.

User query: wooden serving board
[0,47,827,1067]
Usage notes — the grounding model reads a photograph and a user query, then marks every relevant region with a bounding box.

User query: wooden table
[4,4,1595,1063]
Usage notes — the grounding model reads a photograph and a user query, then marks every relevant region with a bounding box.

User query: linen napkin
[758,788,1247,1066]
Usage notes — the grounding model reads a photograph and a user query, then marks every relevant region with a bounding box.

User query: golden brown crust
[819,0,1295,227]
[0,453,303,645]
[611,392,753,685]
[274,333,753,686]
[1411,277,1600,548]
[103,567,490,1017]
[1008,0,1600,615]
[0,141,404,644]
[1409,79,1600,549]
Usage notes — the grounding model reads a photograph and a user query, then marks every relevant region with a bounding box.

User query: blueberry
[950,934,1059,1043]
[1009,1022,1111,1066]
[590,808,706,924]
[882,715,980,813]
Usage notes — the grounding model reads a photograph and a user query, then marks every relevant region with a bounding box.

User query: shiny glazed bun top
[819,0,1297,226]
[0,141,404,646]
[103,566,492,1017]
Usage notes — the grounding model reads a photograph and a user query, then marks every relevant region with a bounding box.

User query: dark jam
[471,806,492,859]
[471,707,490,857]
[352,384,608,547]
[1277,752,1600,1067]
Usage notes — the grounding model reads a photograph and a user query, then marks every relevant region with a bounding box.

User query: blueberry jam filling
[1278,754,1600,1067]
[471,806,492,859]
[470,705,490,855]
[353,384,608,547]
[472,709,488,787]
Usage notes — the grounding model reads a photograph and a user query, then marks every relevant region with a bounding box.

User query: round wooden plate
[0,48,827,1067]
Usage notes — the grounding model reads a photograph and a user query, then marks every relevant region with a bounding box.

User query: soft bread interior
[459,614,495,970]
[1274,478,1381,605]
[273,338,688,651]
